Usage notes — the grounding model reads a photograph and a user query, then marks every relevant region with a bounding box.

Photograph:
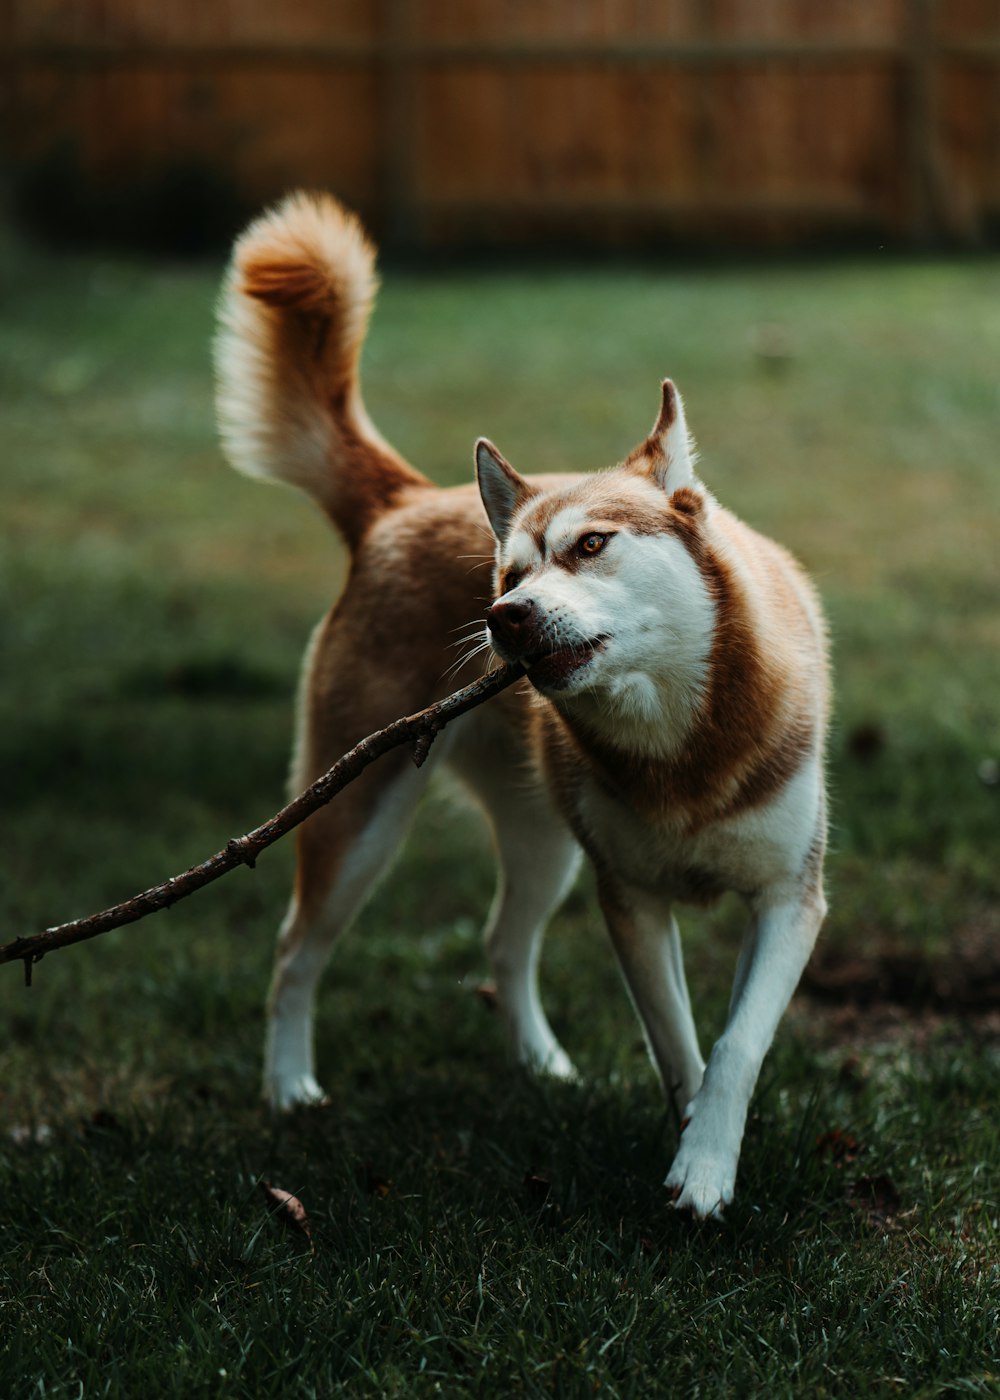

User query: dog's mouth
[524,636,609,691]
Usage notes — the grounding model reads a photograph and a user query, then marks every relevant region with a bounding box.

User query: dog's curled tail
[215,191,428,547]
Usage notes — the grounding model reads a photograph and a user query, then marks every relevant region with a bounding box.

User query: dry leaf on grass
[360,1161,392,1198]
[523,1170,551,1204]
[474,980,499,1011]
[260,1181,314,1252]
[815,1129,862,1167]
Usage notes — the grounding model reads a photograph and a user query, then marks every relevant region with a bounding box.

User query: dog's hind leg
[264,753,429,1111]
[483,802,582,1080]
[454,736,582,1079]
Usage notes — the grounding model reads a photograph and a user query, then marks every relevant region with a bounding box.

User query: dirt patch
[793,914,1000,1046]
[790,996,1000,1051]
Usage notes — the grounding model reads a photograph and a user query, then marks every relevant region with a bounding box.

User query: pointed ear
[644,379,697,494]
[475,438,533,541]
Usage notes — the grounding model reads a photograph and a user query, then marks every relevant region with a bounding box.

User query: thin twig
[1,663,523,982]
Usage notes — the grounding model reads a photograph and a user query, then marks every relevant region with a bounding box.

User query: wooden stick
[1,663,524,983]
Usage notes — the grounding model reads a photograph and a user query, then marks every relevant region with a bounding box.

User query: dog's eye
[578,532,609,557]
[502,570,522,593]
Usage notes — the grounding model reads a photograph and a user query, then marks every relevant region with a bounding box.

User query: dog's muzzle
[487,598,607,690]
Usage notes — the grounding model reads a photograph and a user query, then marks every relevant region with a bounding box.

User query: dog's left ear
[640,379,698,496]
[476,438,535,541]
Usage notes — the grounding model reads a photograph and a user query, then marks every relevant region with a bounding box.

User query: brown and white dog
[215,192,830,1220]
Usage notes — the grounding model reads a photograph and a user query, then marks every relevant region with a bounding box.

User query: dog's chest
[576,776,730,898]
[570,765,806,903]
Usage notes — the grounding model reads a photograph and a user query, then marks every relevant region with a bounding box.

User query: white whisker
[448,615,489,636]
[447,626,488,651]
[440,635,494,684]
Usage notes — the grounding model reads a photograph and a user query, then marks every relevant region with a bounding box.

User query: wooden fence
[3,0,999,249]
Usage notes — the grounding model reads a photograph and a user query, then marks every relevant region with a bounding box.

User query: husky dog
[215,192,829,1220]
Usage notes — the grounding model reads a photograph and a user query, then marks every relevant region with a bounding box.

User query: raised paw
[535,1045,579,1082]
[265,1073,331,1112]
[666,1170,732,1221]
[518,1038,579,1083]
[665,1138,736,1221]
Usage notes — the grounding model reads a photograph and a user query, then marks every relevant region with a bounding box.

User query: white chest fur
[575,757,823,903]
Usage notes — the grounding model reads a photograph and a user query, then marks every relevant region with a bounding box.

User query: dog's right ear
[645,379,697,494]
[475,438,534,541]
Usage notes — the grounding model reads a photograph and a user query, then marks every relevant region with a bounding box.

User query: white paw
[265,1073,330,1112]
[521,1041,579,1082]
[538,1045,579,1082]
[665,1125,737,1221]
[665,1166,733,1221]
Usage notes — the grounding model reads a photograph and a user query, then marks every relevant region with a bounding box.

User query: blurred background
[4,0,999,256]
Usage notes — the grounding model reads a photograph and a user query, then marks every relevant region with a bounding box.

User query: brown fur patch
[516,474,690,550]
[241,255,335,312]
[652,380,678,435]
[660,519,812,818]
[326,406,428,548]
[622,440,662,473]
[670,486,704,518]
[551,548,584,575]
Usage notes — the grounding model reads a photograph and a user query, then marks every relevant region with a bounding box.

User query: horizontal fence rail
[10,36,1000,65]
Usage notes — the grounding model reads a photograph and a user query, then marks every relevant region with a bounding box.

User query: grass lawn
[0,228,998,1396]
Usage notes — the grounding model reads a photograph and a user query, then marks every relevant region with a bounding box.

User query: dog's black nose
[487,596,535,646]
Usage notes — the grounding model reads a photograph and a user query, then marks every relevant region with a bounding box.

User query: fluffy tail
[214,191,428,548]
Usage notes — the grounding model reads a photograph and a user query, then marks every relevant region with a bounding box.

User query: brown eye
[503,570,522,593]
[578,532,608,557]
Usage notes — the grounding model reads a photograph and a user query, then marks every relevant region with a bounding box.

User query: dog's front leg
[600,886,706,1116]
[664,881,827,1220]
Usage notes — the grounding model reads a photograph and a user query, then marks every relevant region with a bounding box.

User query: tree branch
[2,663,524,983]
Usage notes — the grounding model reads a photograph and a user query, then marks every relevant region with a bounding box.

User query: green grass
[1,231,998,1396]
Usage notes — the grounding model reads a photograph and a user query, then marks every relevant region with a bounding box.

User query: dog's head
[476,381,716,714]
